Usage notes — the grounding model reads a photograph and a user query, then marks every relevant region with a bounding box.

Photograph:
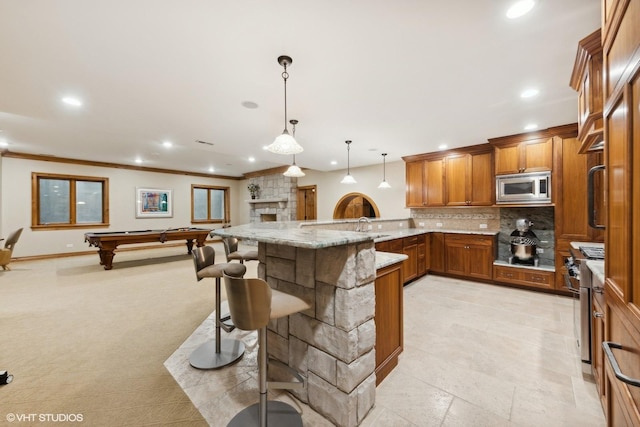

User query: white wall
[296,160,409,220]
[1,157,243,258]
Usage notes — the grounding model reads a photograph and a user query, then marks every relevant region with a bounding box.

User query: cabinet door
[429,232,445,273]
[467,244,493,280]
[425,159,445,206]
[405,160,425,207]
[402,242,418,282]
[375,262,403,385]
[592,293,606,412]
[445,155,469,206]
[494,143,521,175]
[444,237,467,276]
[470,151,494,205]
[522,138,553,172]
[417,237,427,277]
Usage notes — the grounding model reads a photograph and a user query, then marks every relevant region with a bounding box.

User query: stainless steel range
[565,243,605,375]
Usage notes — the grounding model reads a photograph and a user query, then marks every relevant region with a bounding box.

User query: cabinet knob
[593,311,604,318]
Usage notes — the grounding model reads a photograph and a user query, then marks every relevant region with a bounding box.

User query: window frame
[191,184,230,224]
[31,172,109,230]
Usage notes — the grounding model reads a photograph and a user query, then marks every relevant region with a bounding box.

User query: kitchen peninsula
[213,222,406,427]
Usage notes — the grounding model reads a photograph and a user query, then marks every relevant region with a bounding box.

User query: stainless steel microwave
[496,171,551,204]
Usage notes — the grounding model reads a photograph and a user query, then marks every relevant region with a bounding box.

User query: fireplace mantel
[246,198,287,204]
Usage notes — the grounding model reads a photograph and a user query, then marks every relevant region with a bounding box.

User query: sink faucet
[355,217,371,232]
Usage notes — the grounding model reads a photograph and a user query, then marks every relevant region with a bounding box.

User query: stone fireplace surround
[247,174,297,223]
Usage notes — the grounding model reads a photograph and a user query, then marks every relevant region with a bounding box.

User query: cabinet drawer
[445,234,494,246]
[376,238,403,253]
[493,265,554,290]
[403,236,419,246]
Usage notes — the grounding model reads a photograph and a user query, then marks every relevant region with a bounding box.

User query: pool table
[84,228,211,270]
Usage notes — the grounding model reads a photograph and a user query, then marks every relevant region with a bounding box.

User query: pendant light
[378,153,391,188]
[266,55,304,155]
[340,140,357,184]
[283,119,305,177]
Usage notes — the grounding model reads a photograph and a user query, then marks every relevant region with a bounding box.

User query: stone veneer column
[257,240,377,427]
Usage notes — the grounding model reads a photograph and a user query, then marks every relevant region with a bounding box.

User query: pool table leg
[97,245,116,270]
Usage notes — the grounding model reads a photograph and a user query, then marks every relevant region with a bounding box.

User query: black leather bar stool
[222,236,259,264]
[191,245,247,369]
[223,276,310,427]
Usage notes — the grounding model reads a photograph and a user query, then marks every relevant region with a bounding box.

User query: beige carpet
[0,244,232,426]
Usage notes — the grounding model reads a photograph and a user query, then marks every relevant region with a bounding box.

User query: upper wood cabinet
[491,137,553,175]
[569,29,604,153]
[403,144,493,207]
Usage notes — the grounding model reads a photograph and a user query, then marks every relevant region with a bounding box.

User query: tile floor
[166,267,606,426]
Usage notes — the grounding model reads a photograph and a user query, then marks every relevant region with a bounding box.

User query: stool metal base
[189,338,244,370]
[227,401,302,427]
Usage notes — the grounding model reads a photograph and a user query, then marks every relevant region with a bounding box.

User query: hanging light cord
[346,141,352,173]
[282,64,289,132]
[382,153,387,180]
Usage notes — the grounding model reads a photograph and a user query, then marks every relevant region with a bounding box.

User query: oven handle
[602,341,640,387]
[563,273,580,295]
[588,165,606,230]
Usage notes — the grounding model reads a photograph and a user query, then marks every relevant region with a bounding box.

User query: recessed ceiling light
[248,157,255,162]
[506,0,535,19]
[62,97,83,107]
[262,145,269,150]
[208,167,215,173]
[241,101,259,109]
[0,141,8,148]
[162,141,172,148]
[524,123,538,130]
[438,144,448,150]
[331,160,337,166]
[135,158,143,164]
[520,88,539,98]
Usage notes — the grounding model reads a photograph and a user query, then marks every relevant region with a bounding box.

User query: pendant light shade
[340,140,357,184]
[378,153,391,188]
[283,119,305,177]
[266,56,304,155]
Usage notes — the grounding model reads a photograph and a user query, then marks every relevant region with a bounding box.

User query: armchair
[0,228,23,270]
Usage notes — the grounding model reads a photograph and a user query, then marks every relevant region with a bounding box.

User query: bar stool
[223,276,311,427]
[191,245,247,369]
[222,236,259,264]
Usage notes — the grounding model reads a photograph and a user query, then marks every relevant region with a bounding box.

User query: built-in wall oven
[565,244,605,375]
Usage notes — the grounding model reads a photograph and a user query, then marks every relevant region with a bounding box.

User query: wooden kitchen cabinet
[374,261,404,385]
[402,236,419,282]
[569,29,604,153]
[429,232,445,273]
[444,234,496,281]
[403,145,493,207]
[491,137,553,175]
[592,286,606,413]
[553,131,604,290]
[445,147,494,206]
[600,0,640,423]
[404,159,444,207]
[493,265,555,290]
[375,235,427,284]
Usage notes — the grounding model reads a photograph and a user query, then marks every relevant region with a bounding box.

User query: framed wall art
[136,187,173,218]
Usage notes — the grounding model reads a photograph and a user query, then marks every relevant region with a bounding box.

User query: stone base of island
[213,222,407,427]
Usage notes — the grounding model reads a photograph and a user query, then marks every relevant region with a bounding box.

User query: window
[32,173,109,229]
[191,185,230,223]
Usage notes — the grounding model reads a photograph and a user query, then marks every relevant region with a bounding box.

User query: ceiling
[0,1,601,178]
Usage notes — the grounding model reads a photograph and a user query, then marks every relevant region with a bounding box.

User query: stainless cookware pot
[510,237,537,261]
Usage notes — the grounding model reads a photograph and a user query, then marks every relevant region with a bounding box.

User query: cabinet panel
[470,152,494,205]
[430,233,445,273]
[375,262,403,385]
[402,242,418,283]
[406,160,425,207]
[493,265,555,290]
[425,159,445,206]
[444,240,467,276]
[494,143,521,175]
[444,234,495,280]
[522,138,554,172]
[445,155,469,206]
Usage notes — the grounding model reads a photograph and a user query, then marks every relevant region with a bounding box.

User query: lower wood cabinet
[402,236,419,282]
[493,264,555,290]
[374,262,403,385]
[376,234,428,284]
[592,287,606,414]
[444,234,496,281]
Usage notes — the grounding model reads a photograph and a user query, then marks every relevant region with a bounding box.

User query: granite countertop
[375,251,408,270]
[587,260,605,283]
[213,221,499,249]
[212,222,377,249]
